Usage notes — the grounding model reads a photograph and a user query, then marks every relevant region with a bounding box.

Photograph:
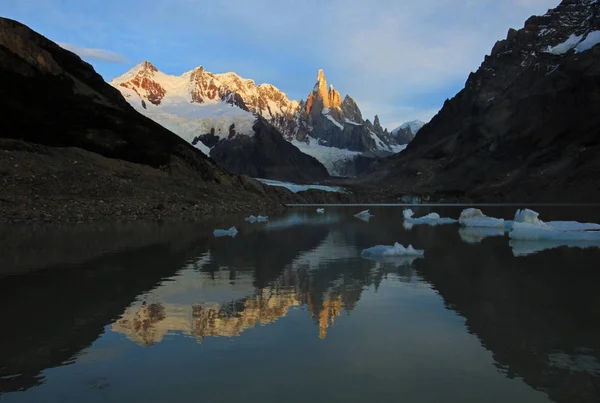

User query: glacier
[256,178,345,194]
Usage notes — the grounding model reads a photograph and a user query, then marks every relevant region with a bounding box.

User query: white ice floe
[509,222,600,241]
[514,209,545,226]
[459,208,505,228]
[245,215,269,223]
[213,226,238,238]
[403,209,457,226]
[354,209,374,222]
[361,243,424,258]
[510,239,600,257]
[459,227,505,244]
[316,208,325,214]
[512,209,600,231]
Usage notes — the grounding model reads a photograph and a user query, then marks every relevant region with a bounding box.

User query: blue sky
[2,0,559,129]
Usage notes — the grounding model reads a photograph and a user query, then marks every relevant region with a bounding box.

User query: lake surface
[1,206,600,403]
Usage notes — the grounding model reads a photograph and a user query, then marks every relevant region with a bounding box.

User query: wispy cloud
[58,43,129,64]
[6,0,559,129]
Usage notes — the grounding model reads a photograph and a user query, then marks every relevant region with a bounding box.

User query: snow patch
[546,31,600,55]
[344,119,362,126]
[324,114,344,130]
[575,31,600,53]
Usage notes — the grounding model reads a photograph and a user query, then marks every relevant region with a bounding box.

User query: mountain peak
[140,61,157,72]
[317,69,326,83]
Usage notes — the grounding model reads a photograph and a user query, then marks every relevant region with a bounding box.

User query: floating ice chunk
[459,208,505,228]
[547,221,600,231]
[316,208,325,214]
[245,215,269,223]
[510,239,600,257]
[404,209,457,226]
[514,209,546,226]
[354,209,374,222]
[509,222,600,241]
[213,226,238,238]
[459,227,505,244]
[361,243,424,258]
[511,209,600,231]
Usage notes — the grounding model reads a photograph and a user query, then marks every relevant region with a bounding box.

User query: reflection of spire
[309,294,343,339]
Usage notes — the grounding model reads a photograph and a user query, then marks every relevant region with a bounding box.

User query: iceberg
[459,227,505,244]
[361,243,424,258]
[213,226,238,238]
[509,222,600,241]
[511,209,600,231]
[316,208,325,214]
[403,209,457,226]
[510,239,600,257]
[459,208,505,228]
[354,209,374,222]
[245,215,269,223]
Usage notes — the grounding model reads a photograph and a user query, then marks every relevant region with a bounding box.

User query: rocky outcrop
[341,95,362,123]
[300,69,401,153]
[366,0,600,202]
[199,118,330,183]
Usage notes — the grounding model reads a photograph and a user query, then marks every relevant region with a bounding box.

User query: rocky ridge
[365,0,600,202]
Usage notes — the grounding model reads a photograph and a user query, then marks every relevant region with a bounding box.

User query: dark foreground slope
[0,17,284,221]
[366,0,600,202]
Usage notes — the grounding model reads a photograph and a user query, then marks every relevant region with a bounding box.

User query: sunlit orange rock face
[118,61,166,105]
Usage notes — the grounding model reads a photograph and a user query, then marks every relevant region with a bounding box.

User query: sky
[2,0,560,130]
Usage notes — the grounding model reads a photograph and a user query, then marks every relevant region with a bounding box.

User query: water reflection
[1,207,600,403]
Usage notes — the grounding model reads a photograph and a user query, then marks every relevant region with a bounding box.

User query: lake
[1,206,600,403]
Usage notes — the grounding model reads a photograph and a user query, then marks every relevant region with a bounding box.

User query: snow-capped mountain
[392,120,425,135]
[111,63,403,177]
[298,69,402,154]
[391,120,426,145]
[112,61,298,123]
[111,62,328,183]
